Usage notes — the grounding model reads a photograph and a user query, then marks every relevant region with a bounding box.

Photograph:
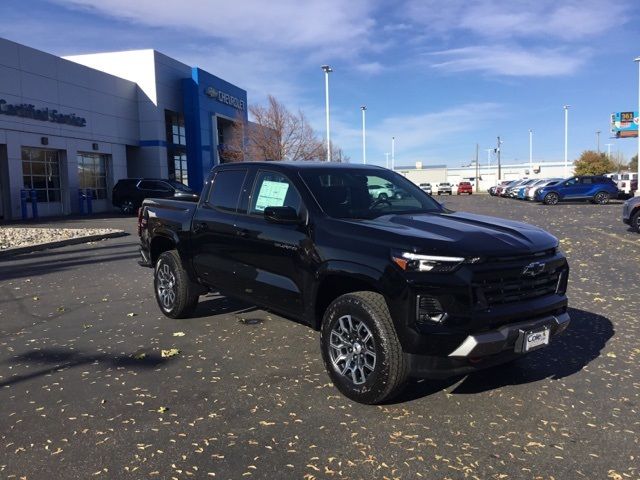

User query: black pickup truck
[138,162,570,404]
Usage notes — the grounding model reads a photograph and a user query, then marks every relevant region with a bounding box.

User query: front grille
[473,265,563,307]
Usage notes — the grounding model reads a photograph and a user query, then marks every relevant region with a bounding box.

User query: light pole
[529,129,533,174]
[563,105,570,177]
[385,152,390,169]
[635,57,640,196]
[596,130,601,152]
[496,136,502,181]
[605,143,612,158]
[391,137,395,171]
[321,65,333,162]
[361,106,367,164]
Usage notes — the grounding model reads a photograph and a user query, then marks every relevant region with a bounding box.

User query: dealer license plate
[521,328,550,352]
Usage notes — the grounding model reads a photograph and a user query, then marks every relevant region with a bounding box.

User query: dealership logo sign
[0,99,86,127]
[204,86,245,111]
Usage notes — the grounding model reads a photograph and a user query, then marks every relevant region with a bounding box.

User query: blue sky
[2,0,639,167]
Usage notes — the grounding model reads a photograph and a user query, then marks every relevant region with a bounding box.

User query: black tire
[593,191,610,205]
[320,291,409,404]
[449,192,452,195]
[379,193,388,200]
[543,192,559,205]
[120,199,136,215]
[631,209,640,233]
[154,250,200,319]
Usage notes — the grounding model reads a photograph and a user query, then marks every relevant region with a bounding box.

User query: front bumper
[408,311,570,378]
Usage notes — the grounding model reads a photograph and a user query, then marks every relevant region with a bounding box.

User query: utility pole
[497,136,502,181]
[475,143,479,192]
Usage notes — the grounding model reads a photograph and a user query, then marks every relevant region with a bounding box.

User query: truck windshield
[300,168,442,219]
[169,180,194,192]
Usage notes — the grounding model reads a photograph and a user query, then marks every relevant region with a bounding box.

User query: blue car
[535,175,619,205]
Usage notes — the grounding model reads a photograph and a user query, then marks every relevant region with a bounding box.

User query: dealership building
[0,37,248,220]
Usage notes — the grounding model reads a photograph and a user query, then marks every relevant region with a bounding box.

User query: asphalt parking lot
[1,196,638,480]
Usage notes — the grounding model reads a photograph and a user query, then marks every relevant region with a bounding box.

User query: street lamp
[635,57,640,196]
[596,130,601,152]
[563,105,570,177]
[391,136,396,171]
[529,129,533,174]
[321,65,333,162]
[361,106,367,164]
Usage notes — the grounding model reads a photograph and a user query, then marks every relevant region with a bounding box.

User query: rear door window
[208,169,248,212]
[249,171,301,215]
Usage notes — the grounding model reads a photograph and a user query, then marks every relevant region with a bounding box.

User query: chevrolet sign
[205,87,245,111]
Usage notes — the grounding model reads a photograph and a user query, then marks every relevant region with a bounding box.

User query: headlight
[392,252,480,273]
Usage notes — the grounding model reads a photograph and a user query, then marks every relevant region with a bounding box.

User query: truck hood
[341,211,558,257]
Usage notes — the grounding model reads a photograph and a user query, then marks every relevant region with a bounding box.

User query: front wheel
[154,250,200,319]
[320,291,409,404]
[593,191,610,205]
[543,192,559,205]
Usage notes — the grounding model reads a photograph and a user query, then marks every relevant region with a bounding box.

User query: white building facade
[0,38,248,220]
[398,161,574,192]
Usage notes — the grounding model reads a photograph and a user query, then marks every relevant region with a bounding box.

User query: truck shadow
[395,307,613,402]
[0,349,168,388]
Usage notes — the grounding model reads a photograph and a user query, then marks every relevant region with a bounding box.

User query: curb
[0,231,129,259]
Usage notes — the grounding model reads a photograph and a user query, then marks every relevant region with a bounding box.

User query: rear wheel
[593,191,610,205]
[154,250,200,319]
[543,192,559,205]
[631,210,640,233]
[120,199,136,215]
[320,291,409,404]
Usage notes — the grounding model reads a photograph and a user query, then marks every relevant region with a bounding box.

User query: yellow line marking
[584,226,640,248]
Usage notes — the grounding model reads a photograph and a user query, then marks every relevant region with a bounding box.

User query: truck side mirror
[264,206,301,224]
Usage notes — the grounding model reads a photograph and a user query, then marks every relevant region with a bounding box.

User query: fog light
[417,295,447,324]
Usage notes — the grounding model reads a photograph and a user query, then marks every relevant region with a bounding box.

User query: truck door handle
[194,222,208,233]
[236,228,249,238]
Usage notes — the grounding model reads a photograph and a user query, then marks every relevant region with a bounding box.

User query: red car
[457,181,473,195]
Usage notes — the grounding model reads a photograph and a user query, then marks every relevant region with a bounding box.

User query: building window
[165,110,186,146]
[170,152,188,185]
[165,110,188,185]
[77,152,109,199]
[22,148,61,203]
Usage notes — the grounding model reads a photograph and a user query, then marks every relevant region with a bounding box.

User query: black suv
[112,178,198,214]
[138,162,570,404]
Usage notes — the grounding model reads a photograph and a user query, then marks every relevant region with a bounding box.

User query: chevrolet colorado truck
[138,162,570,404]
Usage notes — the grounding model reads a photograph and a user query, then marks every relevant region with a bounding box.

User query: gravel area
[0,227,125,250]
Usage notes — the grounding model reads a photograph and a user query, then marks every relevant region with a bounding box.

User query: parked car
[493,180,513,196]
[434,182,452,195]
[138,162,570,404]
[112,178,198,214]
[526,178,562,201]
[368,184,395,200]
[419,183,432,195]
[535,176,619,205]
[622,195,640,233]
[506,179,531,198]
[457,181,473,195]
[617,173,638,198]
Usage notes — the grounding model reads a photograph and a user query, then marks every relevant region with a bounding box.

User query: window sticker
[255,180,290,211]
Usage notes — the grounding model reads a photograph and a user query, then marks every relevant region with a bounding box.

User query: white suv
[434,182,452,195]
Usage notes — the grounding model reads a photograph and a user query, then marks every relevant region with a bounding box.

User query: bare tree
[245,95,329,161]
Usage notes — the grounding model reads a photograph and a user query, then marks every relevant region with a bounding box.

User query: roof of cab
[214,161,385,170]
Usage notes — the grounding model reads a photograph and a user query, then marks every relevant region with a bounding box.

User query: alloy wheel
[156,262,177,310]
[328,315,377,385]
